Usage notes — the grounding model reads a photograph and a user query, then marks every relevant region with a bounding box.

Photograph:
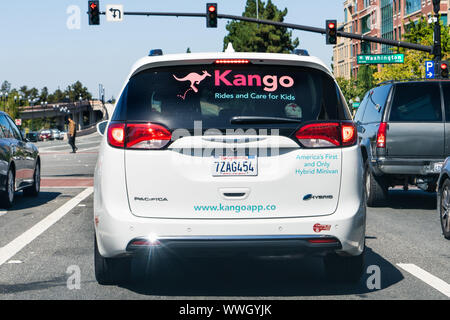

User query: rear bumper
[95,198,366,259]
[372,158,444,176]
[126,235,341,257]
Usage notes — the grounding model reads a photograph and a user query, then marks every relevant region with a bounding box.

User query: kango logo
[173,69,295,99]
[215,70,294,92]
[173,71,211,100]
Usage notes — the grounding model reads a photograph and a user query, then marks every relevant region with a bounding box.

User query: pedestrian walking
[68,116,78,153]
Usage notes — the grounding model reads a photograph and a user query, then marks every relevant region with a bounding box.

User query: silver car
[51,129,62,140]
[437,157,450,240]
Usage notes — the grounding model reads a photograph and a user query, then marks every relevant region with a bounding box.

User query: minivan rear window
[389,83,442,122]
[112,64,349,129]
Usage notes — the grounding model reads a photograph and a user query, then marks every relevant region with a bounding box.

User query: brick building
[333,0,449,79]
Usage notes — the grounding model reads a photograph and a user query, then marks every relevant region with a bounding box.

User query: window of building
[381,0,394,53]
[405,0,421,15]
[361,14,371,33]
[361,41,371,54]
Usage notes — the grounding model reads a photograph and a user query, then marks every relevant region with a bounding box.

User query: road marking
[397,263,450,298]
[0,210,7,217]
[0,187,93,266]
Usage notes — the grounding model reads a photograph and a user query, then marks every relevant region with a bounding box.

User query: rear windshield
[112,64,349,129]
[389,83,442,122]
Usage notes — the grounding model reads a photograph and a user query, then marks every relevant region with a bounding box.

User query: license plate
[212,156,258,176]
[433,162,443,173]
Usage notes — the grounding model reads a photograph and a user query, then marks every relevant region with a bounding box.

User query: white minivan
[94,51,366,285]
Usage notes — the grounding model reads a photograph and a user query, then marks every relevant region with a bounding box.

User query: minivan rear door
[386,82,444,158]
[121,63,346,219]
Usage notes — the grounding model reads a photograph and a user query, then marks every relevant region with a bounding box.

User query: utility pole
[432,0,442,63]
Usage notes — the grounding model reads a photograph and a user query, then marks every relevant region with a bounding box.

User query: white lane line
[397,263,450,298]
[0,210,7,217]
[0,187,93,266]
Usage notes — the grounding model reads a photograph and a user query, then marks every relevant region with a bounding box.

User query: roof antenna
[225,42,235,53]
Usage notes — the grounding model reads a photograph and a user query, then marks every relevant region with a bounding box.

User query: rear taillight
[107,123,172,149]
[376,122,387,148]
[107,123,126,148]
[126,123,172,149]
[295,122,356,148]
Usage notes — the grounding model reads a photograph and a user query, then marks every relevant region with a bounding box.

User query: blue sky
[0,0,343,100]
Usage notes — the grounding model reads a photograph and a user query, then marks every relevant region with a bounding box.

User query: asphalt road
[0,133,449,300]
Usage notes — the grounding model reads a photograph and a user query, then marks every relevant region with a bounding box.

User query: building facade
[333,0,449,79]
[333,0,354,79]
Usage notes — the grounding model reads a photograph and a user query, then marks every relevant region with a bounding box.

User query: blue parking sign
[426,61,435,79]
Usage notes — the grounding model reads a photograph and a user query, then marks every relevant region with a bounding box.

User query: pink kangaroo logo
[173,70,211,100]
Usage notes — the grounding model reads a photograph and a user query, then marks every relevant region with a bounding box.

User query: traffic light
[439,61,449,78]
[206,3,217,28]
[88,1,100,25]
[326,20,337,45]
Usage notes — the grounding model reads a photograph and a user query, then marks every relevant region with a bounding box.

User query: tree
[64,81,92,101]
[223,0,299,53]
[40,87,49,102]
[337,65,376,104]
[374,15,450,82]
[1,81,11,93]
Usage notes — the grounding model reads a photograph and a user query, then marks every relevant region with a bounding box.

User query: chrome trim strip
[135,235,337,242]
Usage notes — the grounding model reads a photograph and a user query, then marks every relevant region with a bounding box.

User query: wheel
[323,248,365,283]
[0,168,15,208]
[439,179,450,240]
[23,162,40,197]
[364,160,388,207]
[94,236,130,285]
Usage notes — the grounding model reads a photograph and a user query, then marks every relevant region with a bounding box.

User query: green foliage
[374,16,450,82]
[337,65,376,104]
[223,0,299,53]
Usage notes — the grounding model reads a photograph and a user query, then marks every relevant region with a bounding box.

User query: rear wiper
[230,116,302,125]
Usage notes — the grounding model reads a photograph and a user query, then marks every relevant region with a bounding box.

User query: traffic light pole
[98,11,434,55]
[432,0,442,62]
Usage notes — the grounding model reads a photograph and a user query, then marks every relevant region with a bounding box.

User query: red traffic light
[90,3,97,9]
[328,22,336,29]
[441,64,448,70]
[208,5,216,12]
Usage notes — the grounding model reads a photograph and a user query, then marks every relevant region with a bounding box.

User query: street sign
[357,54,404,64]
[106,4,123,22]
[352,102,361,109]
[426,60,435,79]
[15,119,22,126]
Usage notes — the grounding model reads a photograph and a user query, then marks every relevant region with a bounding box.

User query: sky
[0,0,344,101]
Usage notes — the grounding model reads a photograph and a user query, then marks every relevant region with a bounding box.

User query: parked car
[437,158,450,240]
[51,129,62,140]
[0,112,40,208]
[26,131,39,142]
[93,51,366,285]
[355,80,450,206]
[39,129,52,141]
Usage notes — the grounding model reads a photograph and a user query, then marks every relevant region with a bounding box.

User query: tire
[323,248,365,283]
[0,168,15,209]
[439,179,450,240]
[23,162,40,197]
[364,160,388,207]
[94,237,130,285]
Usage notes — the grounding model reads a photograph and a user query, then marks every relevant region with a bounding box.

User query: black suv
[355,80,450,206]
